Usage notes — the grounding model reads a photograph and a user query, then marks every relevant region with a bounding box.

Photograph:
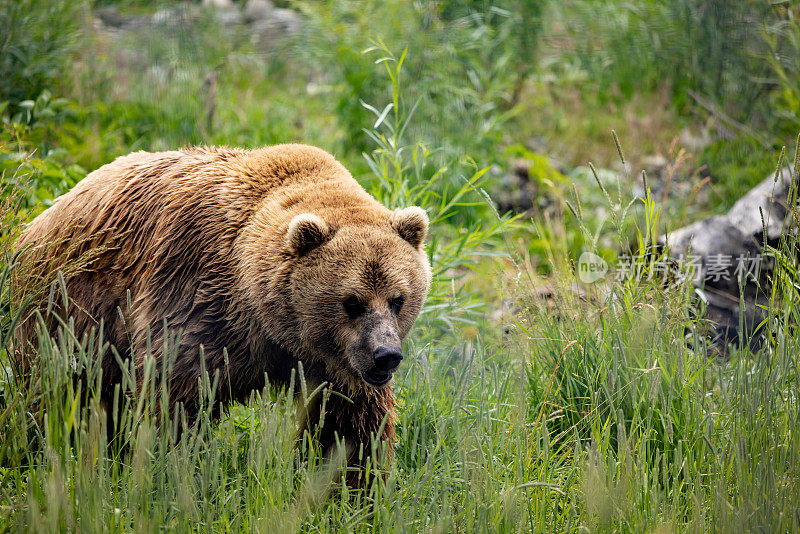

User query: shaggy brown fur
[14,144,431,484]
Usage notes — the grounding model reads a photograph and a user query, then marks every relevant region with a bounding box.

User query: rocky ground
[94,0,302,48]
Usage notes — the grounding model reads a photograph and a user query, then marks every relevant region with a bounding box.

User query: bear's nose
[373,345,403,373]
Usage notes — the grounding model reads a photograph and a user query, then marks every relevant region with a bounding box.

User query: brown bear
[14,144,431,484]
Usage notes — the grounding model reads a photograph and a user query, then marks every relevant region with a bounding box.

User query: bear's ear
[392,206,429,249]
[288,213,333,256]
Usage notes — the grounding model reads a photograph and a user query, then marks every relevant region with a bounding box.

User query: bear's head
[285,207,431,391]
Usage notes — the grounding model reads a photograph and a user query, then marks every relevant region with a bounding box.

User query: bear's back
[17,144,365,255]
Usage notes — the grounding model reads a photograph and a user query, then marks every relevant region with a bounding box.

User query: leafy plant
[298,0,545,159]
[562,0,776,126]
[1,91,85,214]
[764,3,800,138]
[0,0,89,106]
[360,42,518,340]
[701,135,778,210]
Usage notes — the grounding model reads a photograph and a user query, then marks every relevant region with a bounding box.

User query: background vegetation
[1,0,799,531]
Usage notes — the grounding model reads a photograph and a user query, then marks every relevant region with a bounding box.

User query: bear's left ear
[288,213,334,256]
[391,206,429,249]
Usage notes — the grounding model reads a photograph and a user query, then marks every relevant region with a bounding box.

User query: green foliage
[298,0,545,158]
[1,91,84,214]
[701,135,778,210]
[505,145,568,188]
[764,4,800,138]
[517,139,800,530]
[71,7,239,154]
[91,0,161,6]
[0,0,89,106]
[561,0,779,130]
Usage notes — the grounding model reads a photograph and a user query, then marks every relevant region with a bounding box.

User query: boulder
[244,0,274,23]
[660,168,795,347]
[203,0,233,8]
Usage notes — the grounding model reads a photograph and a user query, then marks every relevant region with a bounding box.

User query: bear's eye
[343,296,367,319]
[389,295,405,315]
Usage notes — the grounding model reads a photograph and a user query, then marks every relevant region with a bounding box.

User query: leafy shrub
[700,135,778,210]
[1,91,84,214]
[0,0,89,106]
[563,0,775,124]
[359,43,517,339]
[764,4,800,138]
[298,0,546,158]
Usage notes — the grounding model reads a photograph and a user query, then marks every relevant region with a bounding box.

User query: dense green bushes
[562,0,773,123]
[0,0,89,106]
[297,0,546,158]
[765,3,800,138]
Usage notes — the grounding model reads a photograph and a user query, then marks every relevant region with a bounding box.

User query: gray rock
[660,168,795,348]
[203,0,233,8]
[244,0,274,23]
[493,159,538,216]
[727,169,793,241]
[94,6,126,28]
[214,8,244,26]
[249,7,302,42]
[152,6,196,28]
[271,8,302,34]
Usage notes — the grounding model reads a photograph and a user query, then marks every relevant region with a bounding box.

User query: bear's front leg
[304,384,396,488]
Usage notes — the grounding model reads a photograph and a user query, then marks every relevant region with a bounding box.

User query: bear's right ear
[288,213,333,256]
[392,206,429,249]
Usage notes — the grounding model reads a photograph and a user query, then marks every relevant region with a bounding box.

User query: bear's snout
[373,345,403,373]
[360,345,403,387]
